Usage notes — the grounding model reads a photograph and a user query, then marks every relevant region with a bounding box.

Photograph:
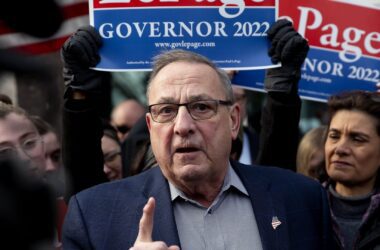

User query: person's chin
[175,164,207,182]
[328,171,355,185]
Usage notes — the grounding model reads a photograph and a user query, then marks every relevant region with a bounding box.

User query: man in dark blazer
[62,21,333,250]
[63,161,333,249]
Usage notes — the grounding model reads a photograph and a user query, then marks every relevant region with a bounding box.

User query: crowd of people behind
[0,19,380,250]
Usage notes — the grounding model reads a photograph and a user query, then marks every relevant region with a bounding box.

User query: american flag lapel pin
[271,216,281,230]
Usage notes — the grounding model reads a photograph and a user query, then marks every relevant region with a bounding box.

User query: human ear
[230,103,240,140]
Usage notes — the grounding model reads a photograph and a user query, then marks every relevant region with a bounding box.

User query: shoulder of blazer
[231,160,323,194]
[74,166,165,201]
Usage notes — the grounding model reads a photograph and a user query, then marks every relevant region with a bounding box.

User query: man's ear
[146,113,152,132]
[230,103,241,140]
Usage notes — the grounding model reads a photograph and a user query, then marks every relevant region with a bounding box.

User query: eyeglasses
[0,137,44,159]
[148,99,232,123]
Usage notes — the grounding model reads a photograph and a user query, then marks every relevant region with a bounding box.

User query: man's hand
[130,197,180,250]
[61,25,104,97]
[265,19,309,95]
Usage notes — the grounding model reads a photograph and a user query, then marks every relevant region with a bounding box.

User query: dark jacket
[63,161,334,250]
[324,182,380,250]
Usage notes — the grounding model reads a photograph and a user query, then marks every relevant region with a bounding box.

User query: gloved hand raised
[264,19,309,95]
[61,25,104,97]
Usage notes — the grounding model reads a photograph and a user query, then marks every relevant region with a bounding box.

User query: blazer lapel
[141,167,181,247]
[232,162,290,250]
[138,163,292,249]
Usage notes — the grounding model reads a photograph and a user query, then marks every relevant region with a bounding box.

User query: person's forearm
[256,92,301,171]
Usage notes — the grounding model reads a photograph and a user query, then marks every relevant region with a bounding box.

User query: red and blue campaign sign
[89,0,278,71]
[233,0,380,102]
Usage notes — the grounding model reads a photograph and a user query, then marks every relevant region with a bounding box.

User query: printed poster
[233,0,380,102]
[89,0,279,71]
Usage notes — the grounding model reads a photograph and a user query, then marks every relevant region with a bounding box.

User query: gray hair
[147,49,234,103]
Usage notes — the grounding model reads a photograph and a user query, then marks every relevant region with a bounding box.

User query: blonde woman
[296,126,327,182]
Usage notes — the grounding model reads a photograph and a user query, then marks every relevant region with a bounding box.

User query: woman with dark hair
[324,91,380,250]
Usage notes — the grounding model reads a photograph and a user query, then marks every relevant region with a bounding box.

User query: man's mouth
[176,147,199,153]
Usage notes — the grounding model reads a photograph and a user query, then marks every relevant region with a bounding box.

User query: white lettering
[303,58,317,72]
[317,60,331,74]
[178,22,194,37]
[332,62,344,77]
[320,24,340,48]
[303,58,344,77]
[296,6,379,63]
[340,27,365,63]
[196,22,212,37]
[297,7,322,37]
[163,22,177,37]
[98,21,228,38]
[99,23,114,38]
[219,0,245,18]
[364,32,380,54]
[214,22,227,37]
[149,22,161,37]
[116,23,132,38]
[133,22,148,37]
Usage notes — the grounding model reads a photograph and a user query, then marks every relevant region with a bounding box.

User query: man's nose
[174,106,195,136]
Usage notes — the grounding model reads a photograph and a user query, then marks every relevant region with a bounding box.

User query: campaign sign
[90,0,278,71]
[233,0,380,102]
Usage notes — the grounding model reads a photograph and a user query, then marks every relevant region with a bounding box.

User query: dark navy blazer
[62,161,334,250]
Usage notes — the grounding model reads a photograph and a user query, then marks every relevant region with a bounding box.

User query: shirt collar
[169,163,249,202]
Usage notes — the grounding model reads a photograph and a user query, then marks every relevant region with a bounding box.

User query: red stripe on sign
[93,0,275,9]
[14,36,70,54]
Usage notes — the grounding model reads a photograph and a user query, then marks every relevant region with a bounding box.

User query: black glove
[61,25,104,97]
[264,19,309,95]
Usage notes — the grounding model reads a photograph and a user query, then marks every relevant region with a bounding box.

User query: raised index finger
[135,197,156,243]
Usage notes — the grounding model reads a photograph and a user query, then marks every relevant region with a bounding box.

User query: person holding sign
[61,20,334,249]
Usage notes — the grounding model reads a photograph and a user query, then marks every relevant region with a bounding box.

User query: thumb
[135,197,156,243]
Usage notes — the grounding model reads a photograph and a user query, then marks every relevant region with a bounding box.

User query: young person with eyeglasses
[0,102,67,249]
[0,102,45,176]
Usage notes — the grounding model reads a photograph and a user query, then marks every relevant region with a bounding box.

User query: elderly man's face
[146,61,240,188]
